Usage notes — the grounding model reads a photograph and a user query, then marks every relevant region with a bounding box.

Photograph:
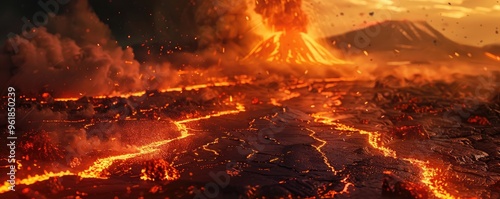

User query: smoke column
[255,0,309,32]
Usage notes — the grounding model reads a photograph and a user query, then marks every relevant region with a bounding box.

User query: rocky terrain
[0,71,499,199]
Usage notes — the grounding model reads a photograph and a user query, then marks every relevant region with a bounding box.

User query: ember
[140,159,180,182]
[391,125,430,140]
[467,115,491,125]
[19,131,65,162]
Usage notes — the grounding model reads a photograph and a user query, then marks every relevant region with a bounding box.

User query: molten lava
[246,0,349,65]
[0,105,245,194]
[306,128,354,197]
[54,77,253,102]
[246,31,348,65]
[312,113,456,199]
[140,159,180,182]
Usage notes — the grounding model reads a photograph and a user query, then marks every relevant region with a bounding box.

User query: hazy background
[308,0,500,46]
[1,0,498,48]
[0,0,498,96]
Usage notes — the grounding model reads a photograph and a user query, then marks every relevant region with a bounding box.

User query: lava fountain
[245,0,348,65]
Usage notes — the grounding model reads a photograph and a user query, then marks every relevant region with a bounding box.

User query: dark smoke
[0,0,261,97]
[194,0,257,53]
[0,0,144,97]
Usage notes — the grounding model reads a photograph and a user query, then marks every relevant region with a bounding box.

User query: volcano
[245,31,349,65]
[245,0,349,65]
[1,1,500,198]
[328,20,495,63]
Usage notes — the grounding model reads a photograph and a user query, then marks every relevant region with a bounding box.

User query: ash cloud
[0,0,149,97]
[0,0,262,97]
[194,0,257,54]
[61,127,132,164]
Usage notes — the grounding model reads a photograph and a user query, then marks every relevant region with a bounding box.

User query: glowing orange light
[247,0,349,65]
[140,159,180,181]
[0,105,246,194]
[312,113,456,199]
[246,31,349,65]
[53,79,252,102]
[485,52,500,61]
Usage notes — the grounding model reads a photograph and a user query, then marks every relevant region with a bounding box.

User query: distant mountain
[326,20,493,63]
[484,44,500,55]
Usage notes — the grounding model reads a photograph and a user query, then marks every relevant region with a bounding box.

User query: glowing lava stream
[0,104,245,194]
[245,31,350,65]
[305,128,354,197]
[202,138,220,156]
[305,128,337,173]
[53,79,252,102]
[311,113,456,199]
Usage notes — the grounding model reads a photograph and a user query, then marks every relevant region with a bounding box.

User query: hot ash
[140,159,180,182]
[245,0,349,65]
[19,131,65,162]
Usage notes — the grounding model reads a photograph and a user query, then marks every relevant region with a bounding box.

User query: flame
[312,113,456,199]
[0,104,245,193]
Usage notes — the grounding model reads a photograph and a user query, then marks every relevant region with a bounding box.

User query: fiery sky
[308,0,500,46]
[0,0,498,49]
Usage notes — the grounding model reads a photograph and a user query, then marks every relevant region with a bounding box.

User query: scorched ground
[0,72,499,198]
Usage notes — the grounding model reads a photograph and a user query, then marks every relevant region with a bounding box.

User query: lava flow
[1,0,498,198]
[312,113,456,199]
[140,159,180,181]
[53,77,253,102]
[246,0,349,65]
[306,128,355,197]
[0,104,245,194]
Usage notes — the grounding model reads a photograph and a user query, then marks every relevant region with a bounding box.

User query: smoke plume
[0,0,146,97]
[194,0,257,53]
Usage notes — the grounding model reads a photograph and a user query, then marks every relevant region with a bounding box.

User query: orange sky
[306,0,500,46]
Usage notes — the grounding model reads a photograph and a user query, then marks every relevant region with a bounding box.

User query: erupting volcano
[245,0,349,65]
[1,0,500,199]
